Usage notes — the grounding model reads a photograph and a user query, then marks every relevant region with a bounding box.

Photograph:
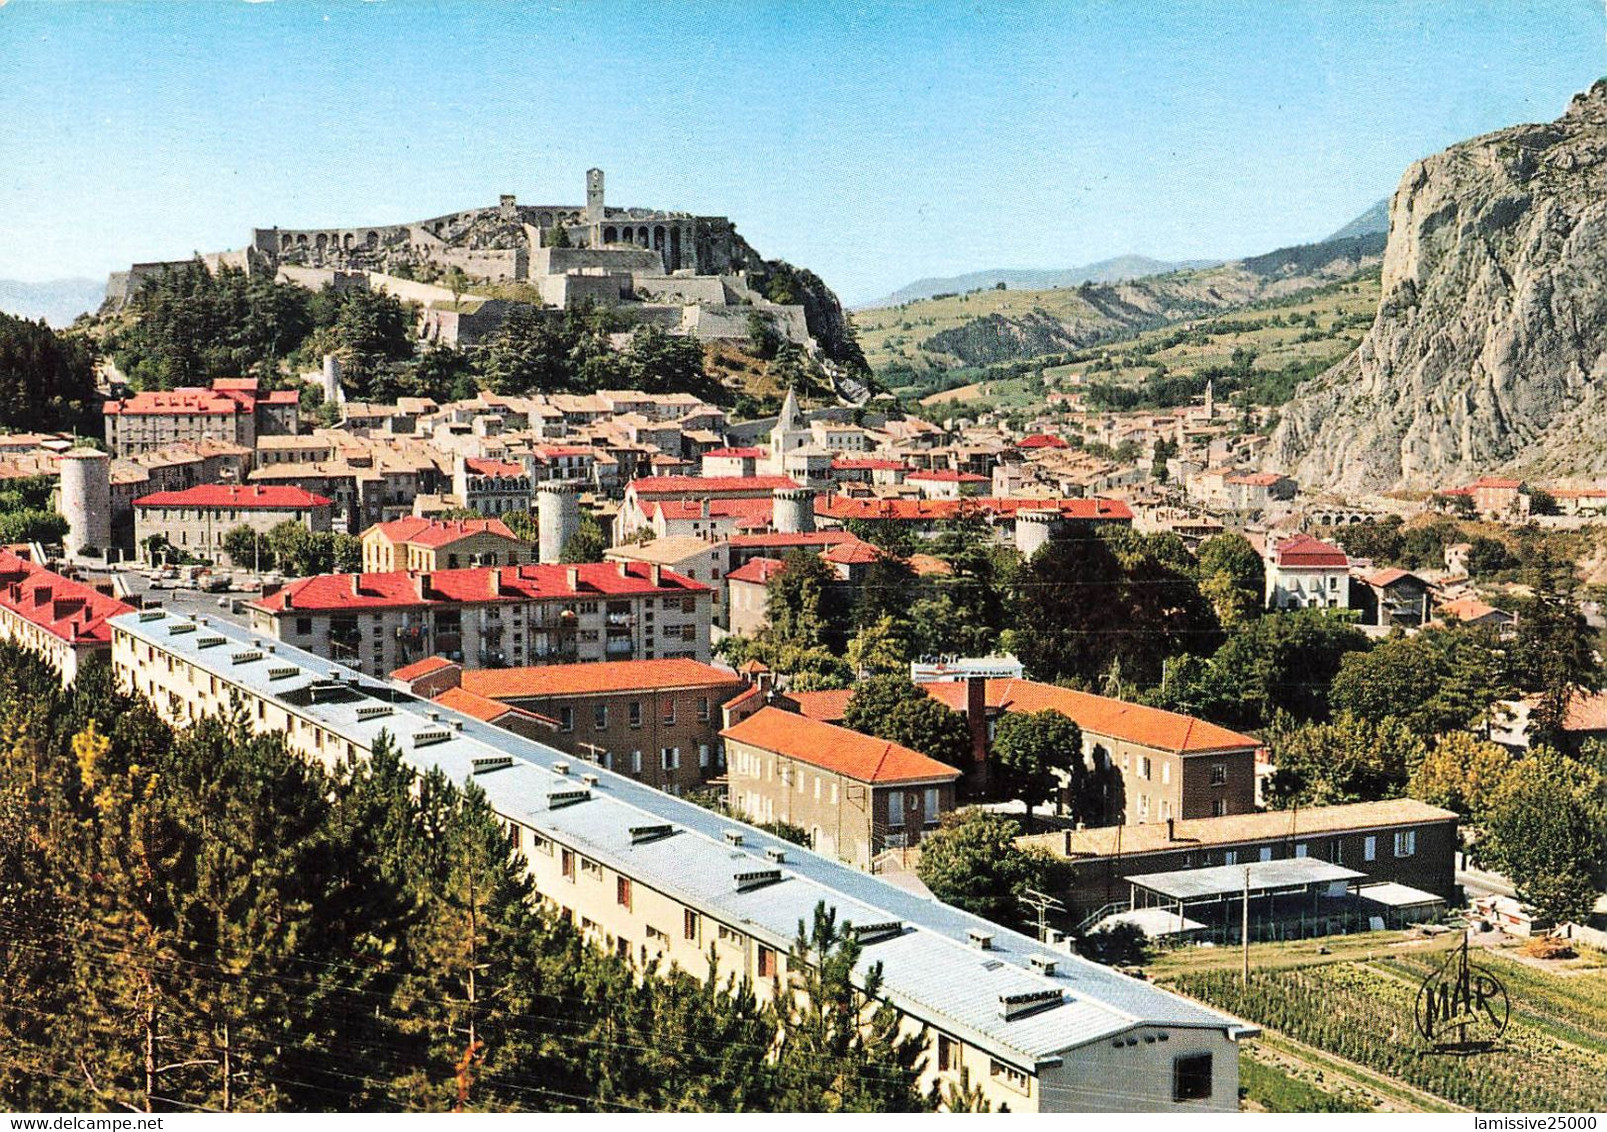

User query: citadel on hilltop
[105,169,814,351]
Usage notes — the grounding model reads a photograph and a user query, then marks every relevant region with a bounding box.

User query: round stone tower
[58,447,112,558]
[1014,508,1061,560]
[772,486,816,535]
[537,480,581,564]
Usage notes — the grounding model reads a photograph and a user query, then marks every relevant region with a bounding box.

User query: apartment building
[104,378,299,456]
[109,607,1253,1113]
[923,678,1259,826]
[133,483,334,564]
[395,657,747,794]
[723,706,961,868]
[248,561,711,676]
[1021,799,1458,919]
[1264,533,1350,611]
[617,475,798,541]
[362,516,534,573]
[0,548,134,684]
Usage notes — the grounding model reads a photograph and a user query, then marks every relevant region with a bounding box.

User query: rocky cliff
[1268,81,1607,492]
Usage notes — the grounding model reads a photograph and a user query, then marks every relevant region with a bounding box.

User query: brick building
[396,657,747,794]
[722,706,962,868]
[133,483,333,565]
[923,678,1259,826]
[361,516,534,573]
[248,560,711,675]
[104,378,299,456]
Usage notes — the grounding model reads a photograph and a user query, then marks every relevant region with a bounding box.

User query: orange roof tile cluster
[726,556,785,584]
[134,483,332,509]
[815,495,1133,523]
[830,457,908,471]
[822,541,881,566]
[1438,596,1511,623]
[1356,567,1420,588]
[105,380,296,416]
[1271,533,1348,568]
[435,685,559,728]
[923,678,1258,755]
[703,447,764,459]
[368,516,522,548]
[463,457,526,478]
[629,475,798,497]
[728,531,860,549]
[1017,434,1070,450]
[722,706,961,784]
[390,655,458,682]
[253,561,707,613]
[906,469,988,483]
[0,549,134,646]
[781,688,854,723]
[1225,472,1285,486]
[653,497,774,523]
[461,658,741,700]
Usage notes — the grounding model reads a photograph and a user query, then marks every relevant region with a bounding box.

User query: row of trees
[0,644,936,1112]
[220,522,363,576]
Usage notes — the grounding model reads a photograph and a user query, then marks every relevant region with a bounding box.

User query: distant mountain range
[0,278,105,327]
[862,200,1394,311]
[860,255,1218,309]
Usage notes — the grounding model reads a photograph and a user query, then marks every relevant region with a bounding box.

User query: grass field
[1158,941,1607,1112]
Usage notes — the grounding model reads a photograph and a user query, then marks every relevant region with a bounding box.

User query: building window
[684,908,699,942]
[888,791,905,827]
[717,925,742,946]
[581,857,602,880]
[1394,830,1416,858]
[1210,763,1227,786]
[1364,835,1378,862]
[757,945,777,978]
[559,706,574,733]
[1139,756,1151,780]
[1259,846,1272,862]
[594,704,608,730]
[1223,850,1237,865]
[697,696,710,721]
[1294,843,1308,858]
[989,1060,1030,1095]
[682,595,696,613]
[1172,1053,1213,1102]
[663,700,676,725]
[1212,799,1228,817]
[295,617,312,635]
[699,743,710,769]
[561,848,575,881]
[617,876,632,910]
[660,747,680,771]
[937,1035,959,1073]
[924,787,940,824]
[1162,761,1171,786]
[629,701,642,728]
[631,750,642,774]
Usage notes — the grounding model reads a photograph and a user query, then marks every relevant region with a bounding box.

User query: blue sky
[1,1,1603,304]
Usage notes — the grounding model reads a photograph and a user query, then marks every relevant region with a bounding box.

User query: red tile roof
[629,475,798,496]
[906,469,988,483]
[463,457,526,477]
[815,495,1133,523]
[1018,434,1070,449]
[1356,567,1420,588]
[782,688,854,723]
[105,388,244,416]
[0,550,134,646]
[703,447,764,459]
[133,484,333,509]
[653,497,774,523]
[1438,597,1511,624]
[461,658,740,699]
[1470,476,1522,490]
[822,541,881,565]
[830,458,908,471]
[923,678,1259,755]
[726,556,786,584]
[391,655,457,681]
[1272,533,1348,568]
[368,517,521,548]
[1225,472,1284,486]
[728,531,861,549]
[722,706,961,784]
[435,685,560,728]
[252,561,708,613]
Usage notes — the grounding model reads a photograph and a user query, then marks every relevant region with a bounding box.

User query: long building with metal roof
[109,608,1255,1113]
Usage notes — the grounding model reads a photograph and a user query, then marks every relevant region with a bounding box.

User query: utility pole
[1021,888,1066,945]
[1241,865,1251,988]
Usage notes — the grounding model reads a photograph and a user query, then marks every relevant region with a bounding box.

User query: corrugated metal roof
[110,609,1253,1068]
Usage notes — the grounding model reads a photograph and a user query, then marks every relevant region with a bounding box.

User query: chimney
[1167,817,1175,842]
[649,563,662,586]
[966,675,988,766]
[489,569,500,598]
[617,560,630,578]
[417,571,431,600]
[566,566,579,592]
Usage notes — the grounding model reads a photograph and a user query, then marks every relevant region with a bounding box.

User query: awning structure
[1127,857,1365,904]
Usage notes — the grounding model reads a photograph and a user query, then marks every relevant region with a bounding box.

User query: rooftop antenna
[1020,887,1065,945]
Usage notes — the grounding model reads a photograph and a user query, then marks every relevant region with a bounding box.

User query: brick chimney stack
[965,675,988,767]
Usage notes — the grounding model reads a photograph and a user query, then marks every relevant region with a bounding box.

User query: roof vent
[764,846,787,864]
[471,755,513,774]
[967,928,994,951]
[452,720,464,731]
[267,664,298,680]
[552,760,570,776]
[428,710,440,722]
[197,635,225,649]
[850,919,904,944]
[196,617,208,626]
[356,704,393,720]
[630,823,674,845]
[1029,955,1058,977]
[138,610,165,622]
[168,621,196,635]
[723,829,744,847]
[998,988,1064,1021]
[581,773,600,787]
[733,867,782,892]
[229,649,263,665]
[265,643,276,653]
[547,787,590,809]
[413,728,452,747]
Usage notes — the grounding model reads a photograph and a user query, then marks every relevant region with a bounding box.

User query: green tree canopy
[915,810,1059,928]
[1481,747,1607,923]
[991,709,1086,822]
[1264,711,1427,809]
[1196,532,1264,627]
